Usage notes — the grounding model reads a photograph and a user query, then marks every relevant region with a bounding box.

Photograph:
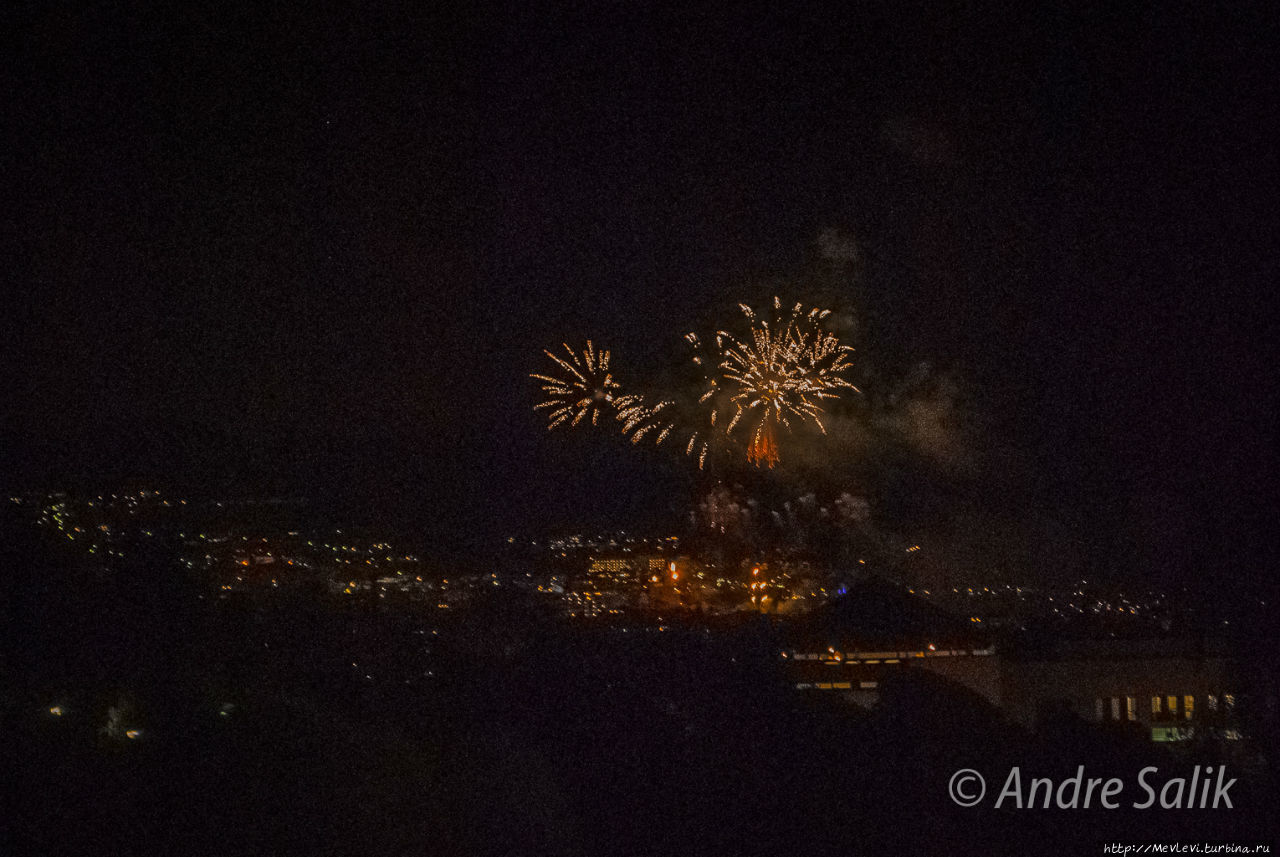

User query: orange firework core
[748,418,779,467]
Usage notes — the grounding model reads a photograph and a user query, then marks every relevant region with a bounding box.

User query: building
[778,580,1269,745]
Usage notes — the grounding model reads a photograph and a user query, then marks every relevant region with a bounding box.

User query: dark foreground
[9,516,1277,856]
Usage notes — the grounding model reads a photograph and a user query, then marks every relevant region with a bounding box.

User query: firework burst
[717,297,858,466]
[530,298,857,470]
[530,341,640,430]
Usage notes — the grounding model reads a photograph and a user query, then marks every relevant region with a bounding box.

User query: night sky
[4,3,1275,586]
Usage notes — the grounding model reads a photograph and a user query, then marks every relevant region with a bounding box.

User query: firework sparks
[665,330,731,467]
[616,337,716,468]
[717,297,859,466]
[530,341,639,431]
[530,298,857,470]
[617,395,705,461]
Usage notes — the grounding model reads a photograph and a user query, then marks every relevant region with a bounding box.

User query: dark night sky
[3,2,1276,586]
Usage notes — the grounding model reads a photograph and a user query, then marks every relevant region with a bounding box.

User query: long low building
[777,580,1270,744]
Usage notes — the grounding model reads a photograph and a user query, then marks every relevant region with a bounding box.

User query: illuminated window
[1224,693,1235,711]
[1166,695,1177,715]
[1126,696,1137,721]
[1182,695,1194,719]
[1151,696,1162,714]
[1110,697,1121,721]
[1207,694,1218,711]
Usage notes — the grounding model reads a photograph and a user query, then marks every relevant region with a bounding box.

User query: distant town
[11,486,1277,855]
[12,488,1247,631]
[12,488,1273,751]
